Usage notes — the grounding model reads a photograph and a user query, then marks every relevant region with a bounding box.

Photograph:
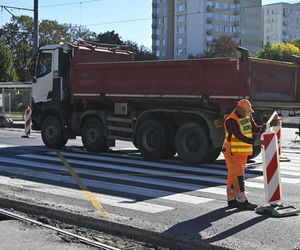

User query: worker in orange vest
[223,99,263,210]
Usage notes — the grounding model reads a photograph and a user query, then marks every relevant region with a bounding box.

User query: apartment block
[263,2,300,44]
[152,0,262,59]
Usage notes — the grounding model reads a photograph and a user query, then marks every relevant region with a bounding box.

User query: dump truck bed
[71,57,247,100]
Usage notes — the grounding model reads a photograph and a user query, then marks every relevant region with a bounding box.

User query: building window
[176,48,185,56]
[177,15,186,22]
[158,17,165,24]
[156,40,160,46]
[177,37,185,45]
[177,3,186,12]
[207,0,213,7]
[207,35,213,41]
[162,39,166,46]
[207,13,213,18]
[177,26,186,34]
[156,50,160,57]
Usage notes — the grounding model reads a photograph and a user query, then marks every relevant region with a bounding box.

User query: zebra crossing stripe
[55,150,110,218]
[17,153,266,188]
[0,144,18,148]
[46,151,257,178]
[0,156,214,205]
[17,154,230,184]
[0,174,173,213]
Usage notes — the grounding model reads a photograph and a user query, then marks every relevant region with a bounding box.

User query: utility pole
[33,0,39,56]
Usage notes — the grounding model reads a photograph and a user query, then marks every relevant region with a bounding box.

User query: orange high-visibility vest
[223,111,253,156]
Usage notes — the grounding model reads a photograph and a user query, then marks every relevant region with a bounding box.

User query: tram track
[0,208,120,250]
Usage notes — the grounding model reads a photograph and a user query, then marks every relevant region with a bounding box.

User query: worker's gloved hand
[254,138,264,146]
[270,118,281,127]
[260,124,266,133]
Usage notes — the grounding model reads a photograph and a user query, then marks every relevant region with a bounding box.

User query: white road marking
[0,156,213,205]
[0,175,173,213]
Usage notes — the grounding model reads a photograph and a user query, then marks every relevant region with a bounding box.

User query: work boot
[237,200,258,211]
[227,200,240,208]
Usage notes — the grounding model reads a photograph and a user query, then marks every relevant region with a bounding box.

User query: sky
[0,0,298,49]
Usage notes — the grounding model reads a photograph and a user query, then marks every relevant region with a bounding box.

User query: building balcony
[233,32,240,38]
[152,13,157,18]
[234,0,240,3]
[233,20,240,26]
[207,18,213,24]
[207,41,213,47]
[207,29,213,35]
[207,6,214,12]
[152,3,158,8]
[152,34,158,39]
[152,24,157,29]
[234,9,240,15]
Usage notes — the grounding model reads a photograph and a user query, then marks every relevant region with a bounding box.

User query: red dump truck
[31,41,300,163]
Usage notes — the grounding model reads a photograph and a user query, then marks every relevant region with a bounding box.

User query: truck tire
[81,117,106,153]
[248,145,262,160]
[175,122,209,164]
[136,119,168,160]
[41,115,66,148]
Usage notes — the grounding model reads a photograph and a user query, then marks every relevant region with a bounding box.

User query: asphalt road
[0,127,300,249]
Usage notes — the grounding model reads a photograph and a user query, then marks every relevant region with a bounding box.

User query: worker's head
[236,99,254,117]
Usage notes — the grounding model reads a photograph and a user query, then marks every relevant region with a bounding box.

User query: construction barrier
[23,106,32,138]
[257,111,300,216]
[261,130,282,204]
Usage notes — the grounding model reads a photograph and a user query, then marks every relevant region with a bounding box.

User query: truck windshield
[37,53,52,78]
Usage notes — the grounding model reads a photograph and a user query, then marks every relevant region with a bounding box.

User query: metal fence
[0,82,32,120]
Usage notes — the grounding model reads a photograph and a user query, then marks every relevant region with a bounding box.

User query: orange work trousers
[223,150,248,200]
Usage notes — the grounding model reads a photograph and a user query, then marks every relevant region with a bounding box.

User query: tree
[0,15,96,81]
[0,42,18,82]
[124,40,157,61]
[256,42,300,62]
[0,15,33,81]
[96,31,157,61]
[96,30,123,45]
[206,35,237,57]
[67,24,97,43]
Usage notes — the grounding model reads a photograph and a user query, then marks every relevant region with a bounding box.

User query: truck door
[32,49,61,103]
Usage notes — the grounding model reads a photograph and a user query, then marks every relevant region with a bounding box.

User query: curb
[0,197,226,250]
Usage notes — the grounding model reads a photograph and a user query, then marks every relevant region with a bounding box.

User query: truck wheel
[41,116,66,148]
[136,119,168,160]
[175,122,209,164]
[248,145,262,160]
[81,118,106,153]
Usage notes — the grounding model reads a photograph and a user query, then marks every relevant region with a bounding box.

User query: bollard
[256,111,299,217]
[22,106,32,138]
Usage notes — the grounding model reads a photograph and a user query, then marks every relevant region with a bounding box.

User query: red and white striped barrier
[273,125,282,156]
[24,106,32,137]
[261,131,282,204]
[257,112,300,216]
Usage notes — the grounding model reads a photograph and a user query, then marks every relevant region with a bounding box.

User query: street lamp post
[33,0,39,56]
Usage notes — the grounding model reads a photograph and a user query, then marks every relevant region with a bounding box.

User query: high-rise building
[263,2,300,44]
[152,0,262,59]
